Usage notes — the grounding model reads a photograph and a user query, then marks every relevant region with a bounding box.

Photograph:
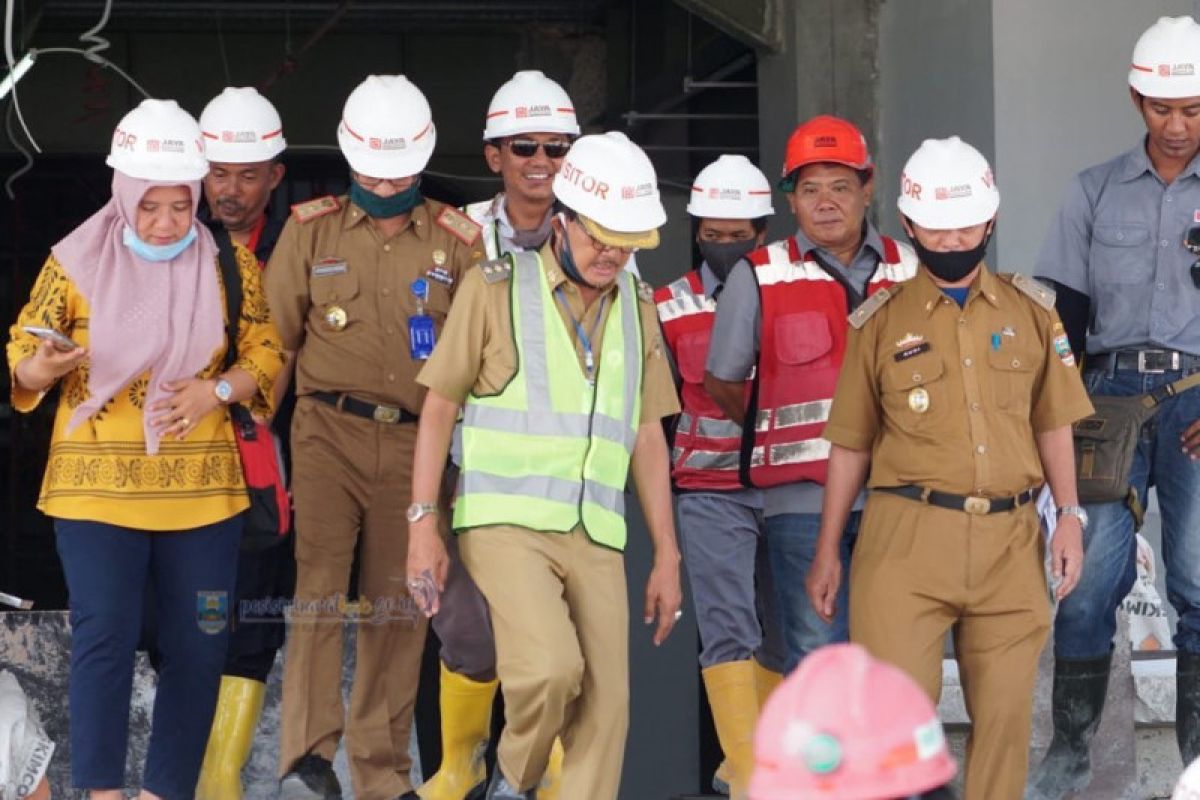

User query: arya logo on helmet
[707,187,745,201]
[560,159,609,198]
[934,184,973,201]
[221,130,257,143]
[1159,62,1196,76]
[369,136,408,151]
[813,135,839,148]
[146,139,185,154]
[620,182,654,200]
[515,104,551,118]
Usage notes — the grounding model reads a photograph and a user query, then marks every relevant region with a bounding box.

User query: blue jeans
[765,511,860,672]
[1055,366,1200,659]
[55,515,242,799]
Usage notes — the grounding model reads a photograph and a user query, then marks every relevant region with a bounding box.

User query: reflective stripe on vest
[654,269,746,491]
[746,236,918,488]
[454,250,643,549]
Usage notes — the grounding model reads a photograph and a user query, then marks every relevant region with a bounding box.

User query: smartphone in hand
[22,326,81,352]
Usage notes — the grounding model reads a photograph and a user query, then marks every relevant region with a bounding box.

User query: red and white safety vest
[748,235,917,488]
[655,270,745,491]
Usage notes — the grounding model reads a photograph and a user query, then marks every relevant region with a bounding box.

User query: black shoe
[1024,654,1112,800]
[485,769,537,799]
[395,793,420,800]
[280,754,343,800]
[1178,650,1200,763]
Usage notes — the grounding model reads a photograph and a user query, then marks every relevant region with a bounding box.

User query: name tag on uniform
[894,342,930,362]
[313,258,348,277]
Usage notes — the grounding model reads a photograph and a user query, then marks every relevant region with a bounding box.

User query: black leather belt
[1094,349,1200,374]
[875,485,1038,515]
[311,391,418,424]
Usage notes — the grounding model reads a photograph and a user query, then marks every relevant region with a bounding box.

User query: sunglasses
[507,138,572,159]
[1185,225,1200,288]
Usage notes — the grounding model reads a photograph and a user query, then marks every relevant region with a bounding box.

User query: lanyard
[554,287,607,383]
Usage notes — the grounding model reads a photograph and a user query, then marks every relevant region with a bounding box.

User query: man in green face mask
[265,74,486,800]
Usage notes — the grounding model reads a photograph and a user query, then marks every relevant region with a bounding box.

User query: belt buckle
[963,496,991,515]
[373,404,401,424]
[1137,350,1174,374]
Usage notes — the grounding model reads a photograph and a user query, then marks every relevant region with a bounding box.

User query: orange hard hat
[749,644,957,800]
[779,115,872,189]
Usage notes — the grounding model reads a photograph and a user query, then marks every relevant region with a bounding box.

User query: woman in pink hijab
[5,99,284,800]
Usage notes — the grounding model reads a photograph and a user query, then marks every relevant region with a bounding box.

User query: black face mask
[698,239,758,282]
[907,225,993,284]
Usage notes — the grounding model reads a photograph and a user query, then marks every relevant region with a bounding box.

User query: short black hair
[751,216,769,234]
[779,166,872,192]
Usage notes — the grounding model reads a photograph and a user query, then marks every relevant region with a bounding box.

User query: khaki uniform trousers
[280,398,427,799]
[459,524,628,799]
[849,491,1050,800]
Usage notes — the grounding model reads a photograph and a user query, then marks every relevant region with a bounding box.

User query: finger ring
[180,417,190,427]
[673,609,683,621]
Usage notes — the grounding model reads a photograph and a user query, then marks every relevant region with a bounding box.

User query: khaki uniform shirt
[823,265,1094,496]
[417,242,679,423]
[266,197,485,414]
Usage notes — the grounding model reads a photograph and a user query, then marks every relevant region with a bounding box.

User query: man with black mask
[808,137,1091,800]
[652,155,785,799]
[704,116,918,685]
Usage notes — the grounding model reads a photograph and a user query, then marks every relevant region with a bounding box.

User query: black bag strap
[214,231,255,433]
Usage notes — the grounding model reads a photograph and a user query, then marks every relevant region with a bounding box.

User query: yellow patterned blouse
[6,246,285,531]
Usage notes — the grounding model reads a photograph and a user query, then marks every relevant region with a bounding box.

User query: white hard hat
[1174,756,1200,800]
[483,70,580,140]
[337,75,436,179]
[1129,16,1200,99]
[200,87,287,162]
[553,131,666,250]
[687,154,774,219]
[105,99,208,181]
[896,136,999,230]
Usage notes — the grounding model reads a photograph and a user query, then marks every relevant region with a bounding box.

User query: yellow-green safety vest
[453,250,644,550]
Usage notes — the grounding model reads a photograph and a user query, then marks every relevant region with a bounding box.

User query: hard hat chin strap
[554,213,601,290]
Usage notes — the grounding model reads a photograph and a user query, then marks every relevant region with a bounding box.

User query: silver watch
[1056,505,1089,530]
[213,378,234,404]
[406,502,438,523]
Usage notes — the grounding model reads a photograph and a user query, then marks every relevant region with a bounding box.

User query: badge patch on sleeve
[1053,333,1076,367]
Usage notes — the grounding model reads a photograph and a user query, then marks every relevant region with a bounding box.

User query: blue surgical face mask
[350,178,424,219]
[122,224,198,262]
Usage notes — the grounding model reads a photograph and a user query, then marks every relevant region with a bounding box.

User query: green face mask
[350,177,424,219]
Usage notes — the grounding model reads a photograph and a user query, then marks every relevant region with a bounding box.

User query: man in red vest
[704,116,918,675]
[654,155,786,800]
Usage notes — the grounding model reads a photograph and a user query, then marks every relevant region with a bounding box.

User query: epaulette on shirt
[478,257,512,284]
[436,206,483,246]
[290,195,340,223]
[848,284,903,329]
[637,279,654,304]
[1005,272,1057,311]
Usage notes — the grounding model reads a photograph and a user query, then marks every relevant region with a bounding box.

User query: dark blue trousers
[55,514,242,799]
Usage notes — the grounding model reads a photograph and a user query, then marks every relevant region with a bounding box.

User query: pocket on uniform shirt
[309,268,361,331]
[987,347,1038,415]
[880,350,946,432]
[1090,223,1151,285]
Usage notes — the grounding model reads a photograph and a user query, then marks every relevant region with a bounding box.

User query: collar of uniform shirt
[917,261,1001,317]
[343,195,432,241]
[537,239,622,300]
[793,221,887,266]
[1119,137,1200,183]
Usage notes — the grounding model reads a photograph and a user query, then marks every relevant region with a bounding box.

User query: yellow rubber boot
[417,662,498,800]
[195,675,266,800]
[537,737,566,799]
[753,660,784,708]
[703,660,759,800]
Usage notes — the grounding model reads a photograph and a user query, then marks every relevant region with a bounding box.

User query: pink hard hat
[749,644,957,800]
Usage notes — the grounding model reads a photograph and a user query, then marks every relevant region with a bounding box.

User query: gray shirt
[706,227,884,516]
[1035,140,1200,356]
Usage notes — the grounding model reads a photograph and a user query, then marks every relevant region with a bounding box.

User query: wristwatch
[213,377,234,404]
[1056,505,1089,530]
[406,502,438,523]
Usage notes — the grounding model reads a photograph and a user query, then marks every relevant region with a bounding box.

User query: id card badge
[409,314,436,360]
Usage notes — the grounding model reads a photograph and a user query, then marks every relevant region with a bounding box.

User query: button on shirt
[266,197,484,413]
[1035,140,1200,355]
[823,266,1094,496]
[706,226,889,516]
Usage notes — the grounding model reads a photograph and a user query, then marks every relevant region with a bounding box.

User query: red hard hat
[780,115,872,184]
[749,644,957,800]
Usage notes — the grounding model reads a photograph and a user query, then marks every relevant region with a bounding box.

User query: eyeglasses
[571,217,636,255]
[1185,225,1200,288]
[507,138,572,159]
[353,173,416,190]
